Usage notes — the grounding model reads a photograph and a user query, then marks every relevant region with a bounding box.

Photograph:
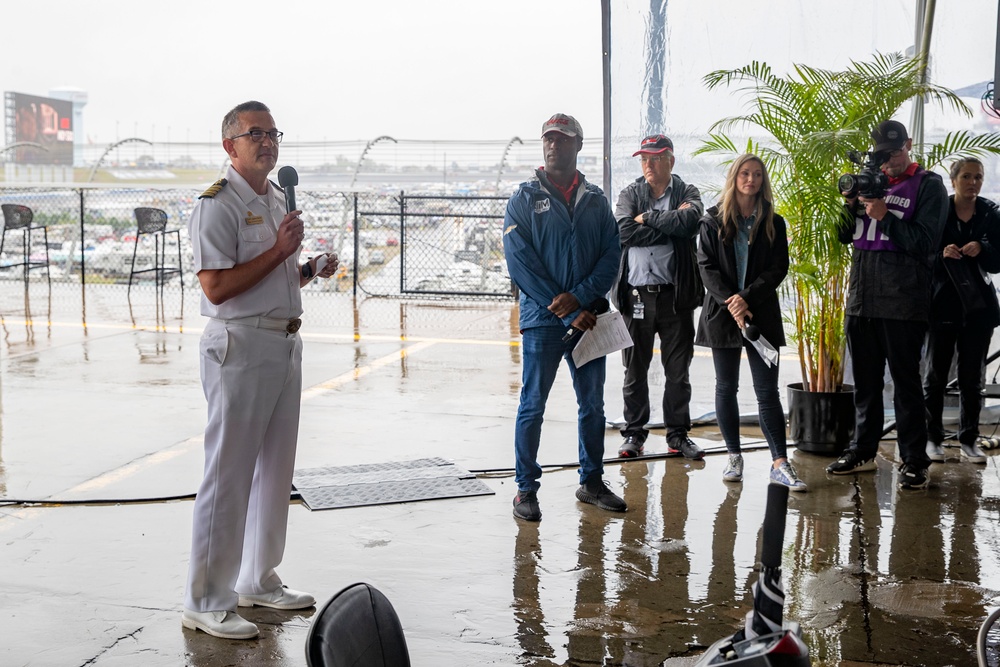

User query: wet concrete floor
[0,283,998,666]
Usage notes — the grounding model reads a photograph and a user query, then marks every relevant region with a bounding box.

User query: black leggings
[924,322,993,445]
[712,343,787,460]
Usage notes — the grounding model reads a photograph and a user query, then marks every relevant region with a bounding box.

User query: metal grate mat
[293,457,494,510]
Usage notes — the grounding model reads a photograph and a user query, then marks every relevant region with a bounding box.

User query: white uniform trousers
[185,320,303,612]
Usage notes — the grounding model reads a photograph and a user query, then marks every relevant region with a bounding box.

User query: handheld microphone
[277,165,298,214]
[743,316,760,341]
[562,297,610,342]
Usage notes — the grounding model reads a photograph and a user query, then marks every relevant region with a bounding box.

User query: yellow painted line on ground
[69,438,203,495]
[0,339,442,527]
[0,436,205,533]
[0,317,797,362]
[0,319,182,333]
[0,318,519,347]
[301,339,438,401]
[305,332,518,347]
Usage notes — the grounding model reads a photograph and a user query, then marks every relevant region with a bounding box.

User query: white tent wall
[602,0,1000,204]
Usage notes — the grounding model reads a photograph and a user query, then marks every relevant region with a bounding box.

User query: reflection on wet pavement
[0,287,998,665]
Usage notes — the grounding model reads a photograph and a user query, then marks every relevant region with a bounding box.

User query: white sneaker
[722,453,744,482]
[960,442,987,464]
[926,442,945,463]
[182,609,259,639]
[238,585,315,610]
[770,461,808,492]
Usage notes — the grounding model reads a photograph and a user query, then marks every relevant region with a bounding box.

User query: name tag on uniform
[534,199,550,214]
[245,211,264,225]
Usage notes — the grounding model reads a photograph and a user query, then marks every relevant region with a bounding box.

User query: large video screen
[5,92,74,165]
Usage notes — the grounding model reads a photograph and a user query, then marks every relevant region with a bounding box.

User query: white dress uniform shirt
[189,165,302,320]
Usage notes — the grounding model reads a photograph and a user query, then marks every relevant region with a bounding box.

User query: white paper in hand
[571,310,633,367]
[746,332,780,368]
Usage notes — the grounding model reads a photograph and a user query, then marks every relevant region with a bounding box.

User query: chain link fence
[0,186,515,324]
[353,192,512,298]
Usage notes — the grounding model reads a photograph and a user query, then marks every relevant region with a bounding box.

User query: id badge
[632,289,644,320]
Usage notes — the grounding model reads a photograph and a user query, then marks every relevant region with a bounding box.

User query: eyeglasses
[640,155,665,163]
[229,129,284,144]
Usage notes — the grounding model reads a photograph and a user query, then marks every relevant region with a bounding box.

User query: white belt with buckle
[212,316,302,334]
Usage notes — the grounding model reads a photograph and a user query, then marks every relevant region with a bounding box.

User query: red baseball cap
[632,134,674,156]
[541,113,583,139]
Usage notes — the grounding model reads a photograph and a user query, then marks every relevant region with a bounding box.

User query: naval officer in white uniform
[182,100,337,640]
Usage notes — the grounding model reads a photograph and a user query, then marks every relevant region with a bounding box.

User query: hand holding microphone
[278,165,303,246]
[725,293,757,337]
[278,165,298,214]
[278,165,312,272]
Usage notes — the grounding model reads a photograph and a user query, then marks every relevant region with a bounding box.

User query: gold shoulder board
[199,178,228,199]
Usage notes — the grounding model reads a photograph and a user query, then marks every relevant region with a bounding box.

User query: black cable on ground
[0,440,774,506]
[0,493,197,508]
[470,440,773,476]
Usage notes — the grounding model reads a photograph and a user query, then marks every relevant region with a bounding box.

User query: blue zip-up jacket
[503,170,621,331]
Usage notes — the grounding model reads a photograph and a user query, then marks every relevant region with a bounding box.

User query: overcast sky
[3,0,997,145]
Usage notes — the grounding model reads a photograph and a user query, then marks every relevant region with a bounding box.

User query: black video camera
[838,150,889,200]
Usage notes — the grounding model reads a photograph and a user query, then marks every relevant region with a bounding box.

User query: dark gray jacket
[929,195,1000,328]
[695,204,788,349]
[611,174,704,313]
[837,168,948,322]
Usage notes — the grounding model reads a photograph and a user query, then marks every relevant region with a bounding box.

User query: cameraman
[826,120,948,490]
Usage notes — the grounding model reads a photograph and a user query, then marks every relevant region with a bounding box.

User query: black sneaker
[898,463,929,490]
[826,449,877,475]
[513,490,541,521]
[618,435,645,458]
[575,479,627,512]
[668,435,704,460]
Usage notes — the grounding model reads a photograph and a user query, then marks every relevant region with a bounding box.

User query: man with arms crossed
[612,134,705,460]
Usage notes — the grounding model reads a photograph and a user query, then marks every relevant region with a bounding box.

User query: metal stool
[128,207,183,303]
[0,204,50,289]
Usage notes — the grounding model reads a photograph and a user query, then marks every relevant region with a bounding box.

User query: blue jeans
[514,325,607,492]
[712,343,787,461]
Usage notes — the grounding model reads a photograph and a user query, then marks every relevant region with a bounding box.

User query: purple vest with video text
[851,168,928,251]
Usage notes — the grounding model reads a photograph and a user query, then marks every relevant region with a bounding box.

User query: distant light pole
[495,136,523,193]
[349,135,397,191]
[341,135,397,264]
[88,137,152,182]
[0,142,48,157]
[909,0,937,153]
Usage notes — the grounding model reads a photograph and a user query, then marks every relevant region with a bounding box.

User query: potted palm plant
[696,52,1000,454]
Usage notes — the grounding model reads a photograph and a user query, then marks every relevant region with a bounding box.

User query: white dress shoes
[181,609,259,639]
[238,585,316,610]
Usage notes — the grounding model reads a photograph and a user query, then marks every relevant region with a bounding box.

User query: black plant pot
[787,383,855,456]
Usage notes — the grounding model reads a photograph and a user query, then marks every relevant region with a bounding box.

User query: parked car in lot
[454,249,480,263]
[370,250,386,265]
